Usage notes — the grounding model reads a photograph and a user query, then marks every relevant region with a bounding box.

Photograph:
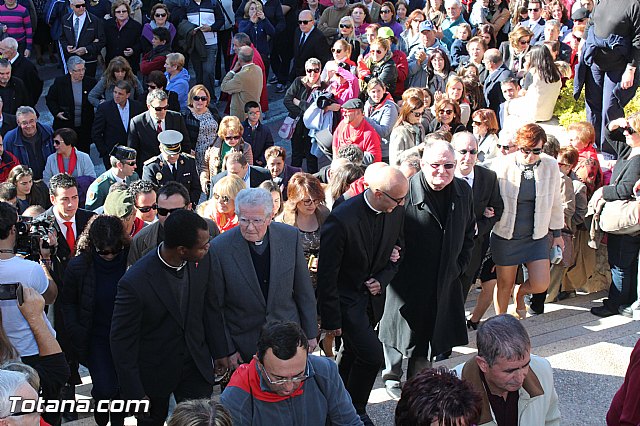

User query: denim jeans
[606,233,640,311]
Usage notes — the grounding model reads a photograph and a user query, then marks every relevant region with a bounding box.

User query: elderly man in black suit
[111,209,228,425]
[0,59,29,115]
[59,0,106,78]
[452,132,503,302]
[290,9,330,81]
[317,164,408,425]
[378,140,475,401]
[92,80,145,170]
[207,152,271,197]
[128,89,190,171]
[482,48,512,119]
[0,38,43,108]
[46,57,97,155]
[0,96,17,137]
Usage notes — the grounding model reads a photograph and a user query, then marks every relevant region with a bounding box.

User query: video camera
[15,215,55,260]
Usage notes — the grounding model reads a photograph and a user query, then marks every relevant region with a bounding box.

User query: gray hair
[305,58,321,70]
[1,37,18,51]
[1,361,39,392]
[476,314,531,366]
[235,188,273,218]
[237,46,254,63]
[233,32,252,46]
[16,106,36,119]
[444,0,461,8]
[422,139,456,159]
[67,55,86,70]
[146,88,168,104]
[115,79,132,93]
[545,19,560,30]
[0,369,29,418]
[451,131,478,149]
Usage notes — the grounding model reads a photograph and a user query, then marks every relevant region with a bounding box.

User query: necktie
[464,176,472,187]
[74,17,80,46]
[171,164,177,178]
[299,33,306,47]
[156,119,162,134]
[64,221,75,254]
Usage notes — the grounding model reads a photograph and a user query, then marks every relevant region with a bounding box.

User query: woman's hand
[123,47,133,57]
[440,123,451,132]
[433,90,444,103]
[608,117,628,132]
[553,236,565,251]
[622,67,635,90]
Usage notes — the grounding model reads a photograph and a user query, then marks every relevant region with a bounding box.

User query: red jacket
[0,150,19,182]
[391,49,408,100]
[332,117,382,163]
[607,339,640,426]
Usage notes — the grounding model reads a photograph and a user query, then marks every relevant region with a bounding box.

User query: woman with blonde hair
[88,56,143,107]
[321,39,355,82]
[389,96,426,166]
[202,174,245,233]
[499,25,533,78]
[359,37,398,96]
[182,84,219,176]
[201,116,253,190]
[423,0,446,27]
[338,16,361,62]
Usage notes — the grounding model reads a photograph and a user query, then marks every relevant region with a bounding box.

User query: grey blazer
[210,222,318,361]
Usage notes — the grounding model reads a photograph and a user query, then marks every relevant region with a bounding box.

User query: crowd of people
[0,0,640,424]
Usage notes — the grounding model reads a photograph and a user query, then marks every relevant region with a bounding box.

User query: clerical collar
[363,189,383,214]
[157,242,187,271]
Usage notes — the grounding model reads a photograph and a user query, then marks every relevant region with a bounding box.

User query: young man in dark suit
[317,164,408,425]
[482,49,513,119]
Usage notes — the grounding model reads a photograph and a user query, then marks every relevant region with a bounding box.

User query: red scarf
[57,147,77,176]
[227,359,305,402]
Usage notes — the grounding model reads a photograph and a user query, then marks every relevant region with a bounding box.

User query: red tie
[156,120,162,134]
[64,221,75,254]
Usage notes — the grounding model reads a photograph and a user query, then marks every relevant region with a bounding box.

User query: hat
[571,7,589,21]
[110,145,136,161]
[158,130,183,155]
[342,98,364,110]
[377,27,395,39]
[104,189,134,218]
[419,20,435,32]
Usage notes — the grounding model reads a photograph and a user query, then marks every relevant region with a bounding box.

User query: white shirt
[117,99,130,131]
[242,167,251,188]
[53,207,77,240]
[150,115,164,132]
[73,12,87,44]
[455,169,475,188]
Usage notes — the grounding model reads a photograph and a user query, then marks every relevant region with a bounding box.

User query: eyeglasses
[225,135,242,141]
[135,203,157,213]
[496,143,515,151]
[519,147,543,155]
[427,162,456,170]
[96,246,123,256]
[157,205,186,216]
[298,20,311,24]
[155,12,167,17]
[528,7,540,11]
[53,139,64,145]
[147,84,158,89]
[74,3,86,8]
[306,68,320,73]
[259,362,309,386]
[153,106,168,111]
[239,217,267,227]
[413,18,424,22]
[380,9,392,13]
[301,198,322,206]
[213,193,231,203]
[412,111,423,118]
[558,162,570,167]
[518,39,530,45]
[331,48,342,53]
[192,95,208,101]
[371,49,383,54]
[457,149,478,155]
[376,189,405,206]
[115,9,128,13]
[471,120,483,125]
[623,126,636,135]
[438,109,454,115]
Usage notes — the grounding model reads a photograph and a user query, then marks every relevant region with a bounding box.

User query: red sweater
[332,118,382,163]
[607,339,640,426]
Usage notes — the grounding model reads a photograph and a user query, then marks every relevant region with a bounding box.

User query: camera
[15,215,55,260]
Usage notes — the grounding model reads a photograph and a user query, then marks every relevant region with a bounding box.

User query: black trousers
[291,124,318,173]
[337,295,383,414]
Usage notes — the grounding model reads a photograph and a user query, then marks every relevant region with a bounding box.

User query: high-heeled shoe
[466,319,480,330]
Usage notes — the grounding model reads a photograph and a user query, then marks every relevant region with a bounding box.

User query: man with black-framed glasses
[221,321,361,425]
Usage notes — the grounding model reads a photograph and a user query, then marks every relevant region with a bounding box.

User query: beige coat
[492,153,564,240]
[503,68,562,129]
[221,63,263,120]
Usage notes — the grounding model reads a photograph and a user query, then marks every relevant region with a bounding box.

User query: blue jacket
[221,356,363,426]
[241,119,274,166]
[238,19,276,58]
[166,68,191,110]
[4,123,54,173]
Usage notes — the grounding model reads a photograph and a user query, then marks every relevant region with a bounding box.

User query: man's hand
[123,47,133,56]
[17,287,45,321]
[416,50,427,64]
[365,278,381,295]
[227,352,244,370]
[483,207,495,218]
[56,112,69,120]
[553,236,565,251]
[389,245,401,262]
[622,67,635,90]
[307,338,317,353]
[232,61,242,73]
[24,49,30,58]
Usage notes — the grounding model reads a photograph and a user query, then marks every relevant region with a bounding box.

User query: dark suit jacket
[483,64,512,117]
[127,110,191,170]
[138,89,181,112]
[471,165,504,238]
[46,75,97,142]
[210,223,318,361]
[92,99,145,159]
[110,249,227,399]
[0,113,17,137]
[0,76,30,114]
[522,18,545,45]
[142,154,202,205]
[104,17,143,73]
[317,192,405,330]
[11,55,43,107]
[60,12,106,64]
[291,27,331,80]
[208,166,271,197]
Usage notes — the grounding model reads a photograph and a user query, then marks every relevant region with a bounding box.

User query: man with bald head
[379,140,476,399]
[483,48,513,117]
[221,46,263,120]
[291,10,331,79]
[318,163,408,425]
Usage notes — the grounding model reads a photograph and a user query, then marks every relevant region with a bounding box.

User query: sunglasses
[124,161,136,166]
[301,198,321,206]
[371,49,383,54]
[74,3,86,8]
[380,9,392,13]
[518,39,530,45]
[331,48,342,53]
[192,95,208,101]
[157,206,185,216]
[115,9,128,13]
[471,120,483,125]
[339,24,352,28]
[623,126,636,135]
[135,203,157,213]
[155,12,167,17]
[528,7,540,11]
[153,106,168,111]
[428,162,456,170]
[53,139,65,145]
[225,135,242,141]
[213,193,231,203]
[412,111,423,118]
[298,20,311,24]
[457,149,478,155]
[438,109,454,115]
[520,147,543,155]
[147,84,158,89]
[306,68,320,73]
[96,246,123,256]
[496,143,515,150]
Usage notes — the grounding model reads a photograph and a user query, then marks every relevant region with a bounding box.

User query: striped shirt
[0,4,32,50]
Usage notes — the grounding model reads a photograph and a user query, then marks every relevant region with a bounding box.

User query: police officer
[142,130,201,206]
[85,146,140,211]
